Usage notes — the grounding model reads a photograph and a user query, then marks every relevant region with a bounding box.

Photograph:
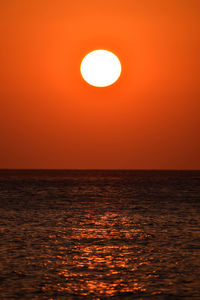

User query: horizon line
[0,168,199,171]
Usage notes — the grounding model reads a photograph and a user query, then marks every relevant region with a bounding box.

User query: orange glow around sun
[0,0,199,169]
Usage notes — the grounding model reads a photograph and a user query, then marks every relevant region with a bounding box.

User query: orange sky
[0,0,199,169]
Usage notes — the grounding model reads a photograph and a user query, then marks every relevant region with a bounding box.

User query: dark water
[0,170,200,299]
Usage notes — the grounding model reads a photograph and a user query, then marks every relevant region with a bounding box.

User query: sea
[0,170,200,299]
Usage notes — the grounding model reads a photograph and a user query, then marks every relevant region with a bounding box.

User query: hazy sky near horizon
[0,0,199,169]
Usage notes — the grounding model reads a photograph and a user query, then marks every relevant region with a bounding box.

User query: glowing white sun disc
[80,50,121,87]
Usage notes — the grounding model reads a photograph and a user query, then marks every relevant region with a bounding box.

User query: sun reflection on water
[42,212,151,297]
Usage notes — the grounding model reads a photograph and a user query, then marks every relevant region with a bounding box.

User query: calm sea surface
[0,170,200,299]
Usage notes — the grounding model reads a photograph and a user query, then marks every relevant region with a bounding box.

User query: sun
[80,50,121,87]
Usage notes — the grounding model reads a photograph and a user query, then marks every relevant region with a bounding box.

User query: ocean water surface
[0,170,200,299]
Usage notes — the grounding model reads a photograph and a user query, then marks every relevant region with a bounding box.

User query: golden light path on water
[41,212,156,297]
